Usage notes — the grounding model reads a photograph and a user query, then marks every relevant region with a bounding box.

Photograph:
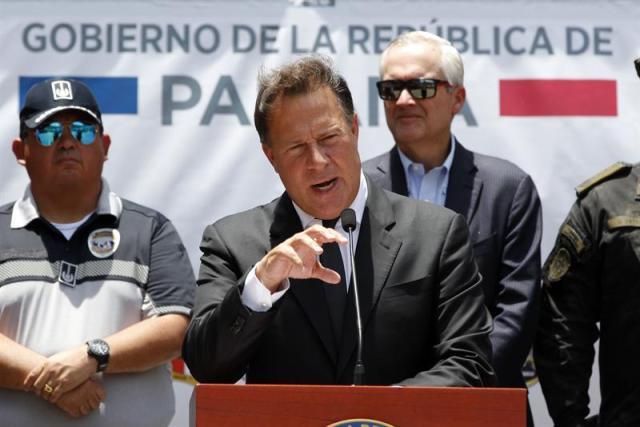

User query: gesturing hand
[255,224,348,292]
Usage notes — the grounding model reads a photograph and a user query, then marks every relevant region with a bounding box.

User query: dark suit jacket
[183,179,495,387]
[363,142,542,388]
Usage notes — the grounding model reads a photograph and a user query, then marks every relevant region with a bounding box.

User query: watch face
[92,340,109,356]
[87,339,109,372]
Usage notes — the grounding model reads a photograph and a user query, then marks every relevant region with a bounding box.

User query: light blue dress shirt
[397,137,456,207]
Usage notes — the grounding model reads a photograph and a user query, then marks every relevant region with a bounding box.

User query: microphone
[340,208,365,385]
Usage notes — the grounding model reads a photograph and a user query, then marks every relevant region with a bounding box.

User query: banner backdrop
[2,1,639,425]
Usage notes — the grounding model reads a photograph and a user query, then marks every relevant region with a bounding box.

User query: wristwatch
[86,339,110,372]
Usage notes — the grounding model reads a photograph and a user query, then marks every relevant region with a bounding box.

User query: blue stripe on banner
[19,76,138,115]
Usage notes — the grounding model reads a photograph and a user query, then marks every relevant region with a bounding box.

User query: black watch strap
[86,339,110,372]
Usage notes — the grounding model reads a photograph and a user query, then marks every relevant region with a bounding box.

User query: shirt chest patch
[88,228,120,259]
[59,261,78,287]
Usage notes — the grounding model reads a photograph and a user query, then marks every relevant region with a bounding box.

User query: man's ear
[451,86,466,116]
[12,138,26,166]
[261,142,278,172]
[101,133,111,160]
[351,113,359,143]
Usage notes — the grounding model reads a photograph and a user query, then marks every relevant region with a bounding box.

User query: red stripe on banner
[500,79,617,116]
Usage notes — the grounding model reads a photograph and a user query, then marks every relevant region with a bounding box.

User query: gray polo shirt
[0,181,195,427]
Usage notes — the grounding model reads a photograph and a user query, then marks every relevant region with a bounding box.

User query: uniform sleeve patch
[560,224,586,254]
[546,247,572,282]
[607,216,640,229]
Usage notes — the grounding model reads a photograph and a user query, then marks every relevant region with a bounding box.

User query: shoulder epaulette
[575,162,632,198]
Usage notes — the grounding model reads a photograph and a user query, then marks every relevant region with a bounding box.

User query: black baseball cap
[20,78,102,129]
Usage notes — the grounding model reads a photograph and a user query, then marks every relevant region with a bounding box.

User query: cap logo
[51,80,73,101]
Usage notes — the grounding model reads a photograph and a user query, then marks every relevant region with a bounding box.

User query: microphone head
[635,57,640,79]
[340,208,357,232]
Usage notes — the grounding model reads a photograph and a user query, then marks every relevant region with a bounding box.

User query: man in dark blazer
[363,31,541,419]
[183,55,495,387]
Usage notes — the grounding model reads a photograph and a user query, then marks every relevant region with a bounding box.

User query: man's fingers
[97,386,106,401]
[314,263,342,284]
[23,364,43,392]
[54,380,104,418]
[278,245,305,269]
[90,395,102,409]
[31,364,59,398]
[270,239,320,275]
[306,225,348,245]
[258,224,348,288]
[292,233,324,254]
[49,383,66,403]
[33,374,52,398]
[42,382,56,401]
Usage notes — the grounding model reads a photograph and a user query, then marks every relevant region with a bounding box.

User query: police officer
[534,60,640,427]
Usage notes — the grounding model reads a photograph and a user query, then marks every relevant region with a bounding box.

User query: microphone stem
[348,228,365,385]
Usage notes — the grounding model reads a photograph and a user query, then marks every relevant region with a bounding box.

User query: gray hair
[380,31,464,86]
[254,55,355,145]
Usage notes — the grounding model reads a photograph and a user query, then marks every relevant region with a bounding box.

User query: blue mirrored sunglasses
[34,121,98,147]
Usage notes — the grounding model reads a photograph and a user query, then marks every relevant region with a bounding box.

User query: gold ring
[43,383,53,394]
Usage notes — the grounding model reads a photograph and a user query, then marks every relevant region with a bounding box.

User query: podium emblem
[327,419,394,427]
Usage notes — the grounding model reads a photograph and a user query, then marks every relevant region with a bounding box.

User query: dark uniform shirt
[535,162,640,427]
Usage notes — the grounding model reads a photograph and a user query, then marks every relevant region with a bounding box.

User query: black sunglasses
[376,78,451,101]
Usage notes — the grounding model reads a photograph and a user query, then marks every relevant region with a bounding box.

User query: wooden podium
[192,384,526,426]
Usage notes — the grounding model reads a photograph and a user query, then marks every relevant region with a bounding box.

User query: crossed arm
[0,313,188,418]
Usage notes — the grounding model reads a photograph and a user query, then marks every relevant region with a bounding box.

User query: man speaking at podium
[183,55,495,387]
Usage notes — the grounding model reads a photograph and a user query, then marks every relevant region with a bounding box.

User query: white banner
[2,1,639,425]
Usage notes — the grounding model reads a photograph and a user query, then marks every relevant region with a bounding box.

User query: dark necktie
[321,218,347,344]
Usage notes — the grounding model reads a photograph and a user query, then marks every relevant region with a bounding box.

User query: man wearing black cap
[0,79,195,426]
[534,60,640,426]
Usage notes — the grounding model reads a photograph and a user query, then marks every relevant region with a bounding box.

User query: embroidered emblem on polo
[51,80,73,100]
[59,261,78,287]
[88,228,120,259]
